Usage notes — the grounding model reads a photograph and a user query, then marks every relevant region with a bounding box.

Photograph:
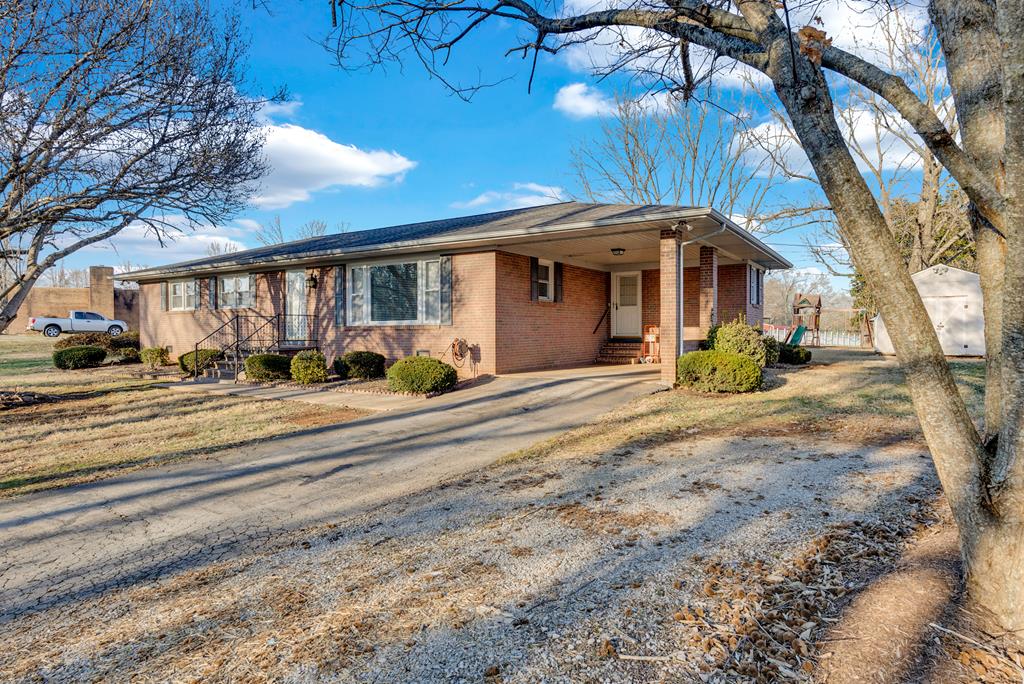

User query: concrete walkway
[0,366,662,620]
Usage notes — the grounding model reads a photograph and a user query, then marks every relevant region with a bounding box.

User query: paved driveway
[0,367,661,620]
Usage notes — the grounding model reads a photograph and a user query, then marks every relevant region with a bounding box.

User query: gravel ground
[4,429,938,682]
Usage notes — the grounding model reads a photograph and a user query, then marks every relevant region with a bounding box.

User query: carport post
[659,228,683,384]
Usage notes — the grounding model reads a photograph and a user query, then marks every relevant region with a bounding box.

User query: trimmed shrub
[676,350,762,393]
[387,356,458,394]
[54,332,110,351]
[140,347,170,368]
[714,319,768,368]
[762,334,781,366]
[245,354,292,381]
[779,344,812,365]
[342,350,386,380]
[332,356,350,380]
[697,323,721,351]
[178,348,223,373]
[119,347,141,363]
[291,350,328,384]
[53,345,107,370]
[107,331,140,353]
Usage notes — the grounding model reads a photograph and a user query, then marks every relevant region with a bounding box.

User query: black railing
[592,303,611,335]
[190,313,318,381]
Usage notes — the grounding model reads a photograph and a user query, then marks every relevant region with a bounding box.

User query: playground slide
[787,325,806,346]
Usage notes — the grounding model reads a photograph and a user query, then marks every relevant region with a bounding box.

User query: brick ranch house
[125,203,791,383]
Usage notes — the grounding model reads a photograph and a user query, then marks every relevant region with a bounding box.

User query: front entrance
[611,271,642,338]
[284,270,307,342]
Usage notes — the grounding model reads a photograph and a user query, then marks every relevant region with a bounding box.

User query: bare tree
[41,264,89,288]
[571,96,788,232]
[206,241,241,257]
[0,0,271,332]
[254,215,334,246]
[321,0,1024,630]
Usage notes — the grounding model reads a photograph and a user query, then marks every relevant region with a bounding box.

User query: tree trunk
[764,57,1022,626]
[0,268,43,334]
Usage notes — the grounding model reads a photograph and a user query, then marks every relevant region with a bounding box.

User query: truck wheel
[43,324,61,337]
[107,325,123,336]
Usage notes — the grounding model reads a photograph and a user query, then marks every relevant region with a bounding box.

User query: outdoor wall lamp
[305,273,318,290]
[610,248,625,256]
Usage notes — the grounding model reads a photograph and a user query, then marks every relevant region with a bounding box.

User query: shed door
[922,295,966,355]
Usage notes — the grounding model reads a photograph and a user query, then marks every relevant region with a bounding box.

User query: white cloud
[553,83,616,118]
[452,182,567,210]
[252,124,417,209]
[258,98,303,123]
[80,218,254,263]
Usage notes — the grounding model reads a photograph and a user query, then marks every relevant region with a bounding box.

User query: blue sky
[68,0,928,291]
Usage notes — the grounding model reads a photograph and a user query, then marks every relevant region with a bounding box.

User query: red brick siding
[718,264,749,324]
[494,252,609,373]
[641,269,659,329]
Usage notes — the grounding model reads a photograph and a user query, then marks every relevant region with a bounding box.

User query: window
[749,265,764,306]
[349,259,442,325]
[536,259,553,301]
[169,280,197,310]
[218,274,253,309]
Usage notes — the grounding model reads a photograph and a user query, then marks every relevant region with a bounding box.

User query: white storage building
[873,265,985,357]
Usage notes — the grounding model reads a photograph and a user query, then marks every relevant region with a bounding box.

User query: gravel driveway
[0,366,661,621]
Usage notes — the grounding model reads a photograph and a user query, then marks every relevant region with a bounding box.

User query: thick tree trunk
[0,269,42,335]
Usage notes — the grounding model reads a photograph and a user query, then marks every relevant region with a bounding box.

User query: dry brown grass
[499,349,986,466]
[0,335,366,496]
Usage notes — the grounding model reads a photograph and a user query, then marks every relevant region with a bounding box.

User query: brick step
[595,338,643,364]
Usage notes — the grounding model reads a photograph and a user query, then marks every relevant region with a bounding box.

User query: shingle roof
[123,201,787,279]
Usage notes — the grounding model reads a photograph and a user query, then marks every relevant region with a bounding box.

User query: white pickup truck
[27,310,129,338]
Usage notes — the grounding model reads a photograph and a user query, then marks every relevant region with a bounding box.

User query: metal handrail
[592,303,610,335]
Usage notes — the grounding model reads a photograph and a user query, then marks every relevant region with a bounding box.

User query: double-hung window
[349,258,442,325]
[218,274,253,309]
[749,265,764,306]
[536,259,553,302]
[169,280,197,310]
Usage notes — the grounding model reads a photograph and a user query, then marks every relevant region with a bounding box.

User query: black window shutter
[248,274,257,308]
[159,281,168,311]
[209,276,217,309]
[193,279,200,309]
[554,262,564,303]
[335,265,346,326]
[529,257,539,301]
[440,255,453,325]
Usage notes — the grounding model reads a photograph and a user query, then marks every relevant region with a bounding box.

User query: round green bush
[245,353,292,381]
[332,356,350,380]
[342,351,386,380]
[119,347,141,363]
[107,331,140,353]
[178,348,223,373]
[762,334,781,366]
[291,350,328,384]
[779,344,812,365]
[714,319,768,367]
[676,350,762,393]
[140,347,170,368]
[386,356,458,394]
[54,332,109,351]
[53,345,107,370]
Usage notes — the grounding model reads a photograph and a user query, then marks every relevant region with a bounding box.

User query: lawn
[0,334,366,496]
[4,347,1007,682]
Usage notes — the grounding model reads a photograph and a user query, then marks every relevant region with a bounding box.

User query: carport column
[659,228,682,384]
[699,245,718,334]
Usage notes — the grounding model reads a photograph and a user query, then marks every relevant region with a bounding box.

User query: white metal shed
[873,265,985,357]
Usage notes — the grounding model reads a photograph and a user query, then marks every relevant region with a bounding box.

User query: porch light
[305,273,318,290]
[610,248,625,256]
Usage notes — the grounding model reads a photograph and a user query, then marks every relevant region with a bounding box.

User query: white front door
[611,271,642,337]
[285,270,307,342]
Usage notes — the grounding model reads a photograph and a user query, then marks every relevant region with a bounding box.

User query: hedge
[53,345,107,370]
[342,350,386,380]
[245,354,292,381]
[386,356,458,394]
[140,347,170,368]
[291,350,328,384]
[332,356,350,380]
[676,350,762,393]
[714,319,768,367]
[779,344,812,365]
[178,348,223,373]
[698,323,721,351]
[54,331,139,354]
[762,334,781,366]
